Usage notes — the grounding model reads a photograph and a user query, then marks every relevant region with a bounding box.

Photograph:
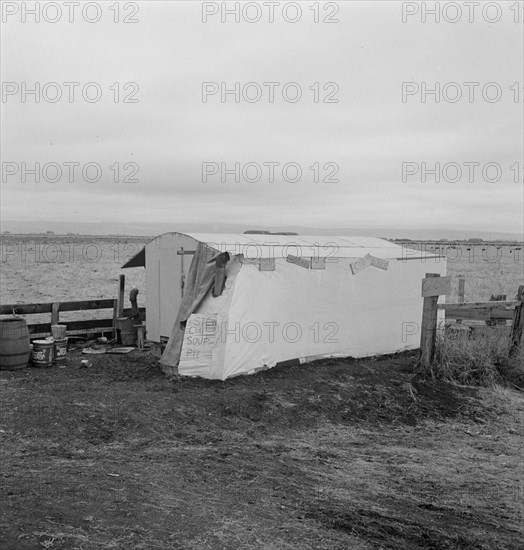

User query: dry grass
[418,325,524,388]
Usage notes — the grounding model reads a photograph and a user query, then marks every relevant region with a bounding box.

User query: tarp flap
[159,242,217,373]
[122,247,145,268]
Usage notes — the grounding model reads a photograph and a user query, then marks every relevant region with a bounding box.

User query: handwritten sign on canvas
[180,314,218,365]
[350,255,372,275]
[350,254,389,275]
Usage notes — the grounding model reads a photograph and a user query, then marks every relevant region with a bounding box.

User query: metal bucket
[53,338,68,364]
[51,324,67,339]
[32,339,54,367]
[115,318,137,346]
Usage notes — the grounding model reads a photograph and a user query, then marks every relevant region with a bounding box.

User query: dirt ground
[0,350,522,550]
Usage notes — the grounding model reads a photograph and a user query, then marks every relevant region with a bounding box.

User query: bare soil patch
[1,351,522,549]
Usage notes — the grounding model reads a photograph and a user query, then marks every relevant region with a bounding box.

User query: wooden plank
[438,301,518,310]
[458,276,465,303]
[58,299,116,312]
[117,274,125,318]
[420,274,440,368]
[509,285,524,358]
[28,318,115,334]
[488,294,508,326]
[112,299,118,328]
[1,303,53,315]
[0,299,116,316]
[439,301,517,321]
[180,247,185,296]
[456,275,465,324]
[27,308,144,334]
[421,276,451,297]
[444,308,489,321]
[30,311,142,333]
[442,307,513,321]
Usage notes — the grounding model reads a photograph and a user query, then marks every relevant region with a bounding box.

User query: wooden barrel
[0,318,31,370]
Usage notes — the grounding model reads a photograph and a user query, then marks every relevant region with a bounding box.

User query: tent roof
[122,232,442,268]
[189,233,413,258]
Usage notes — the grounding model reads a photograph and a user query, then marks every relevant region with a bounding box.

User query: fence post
[116,274,125,318]
[489,294,507,326]
[51,302,60,325]
[456,275,465,324]
[509,285,524,358]
[112,299,118,328]
[420,273,441,368]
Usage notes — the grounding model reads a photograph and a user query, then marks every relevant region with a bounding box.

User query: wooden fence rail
[0,298,145,336]
[0,299,116,316]
[420,275,524,367]
[438,300,519,321]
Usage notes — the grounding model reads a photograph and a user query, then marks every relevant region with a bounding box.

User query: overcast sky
[1,1,523,235]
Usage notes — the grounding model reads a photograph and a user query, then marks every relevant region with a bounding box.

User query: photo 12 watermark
[2,82,140,104]
[402,82,523,104]
[202,82,339,103]
[184,318,340,346]
[400,243,522,264]
[201,1,340,24]
[201,240,341,263]
[1,240,143,265]
[1,162,140,184]
[201,161,339,183]
[401,162,524,184]
[401,2,524,24]
[1,1,140,24]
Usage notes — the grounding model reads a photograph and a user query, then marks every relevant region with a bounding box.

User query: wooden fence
[420,274,524,367]
[437,300,519,322]
[0,275,144,338]
[0,299,145,337]
[437,273,519,322]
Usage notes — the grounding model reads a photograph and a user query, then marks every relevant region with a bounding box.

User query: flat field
[1,237,523,310]
[413,242,523,302]
[0,236,148,324]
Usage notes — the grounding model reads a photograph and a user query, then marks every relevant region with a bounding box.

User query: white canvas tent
[123,232,446,380]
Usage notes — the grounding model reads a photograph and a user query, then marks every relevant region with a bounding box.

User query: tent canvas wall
[123,232,446,380]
